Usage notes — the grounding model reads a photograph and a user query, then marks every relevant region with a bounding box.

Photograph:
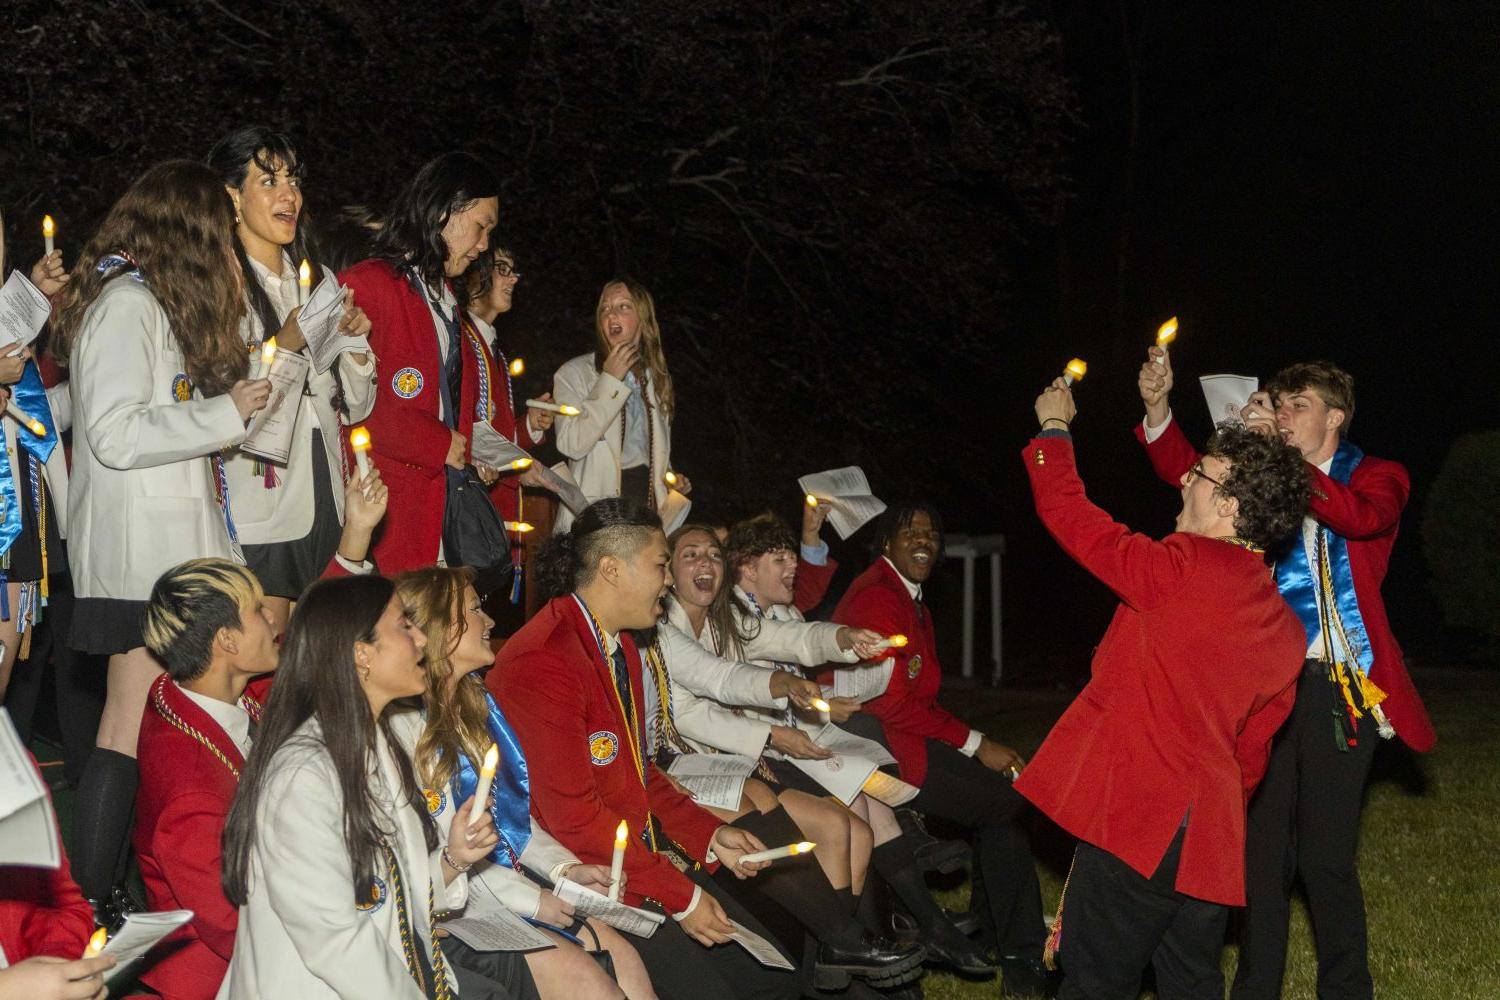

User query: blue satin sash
[453,692,532,868]
[1274,441,1372,669]
[0,361,59,561]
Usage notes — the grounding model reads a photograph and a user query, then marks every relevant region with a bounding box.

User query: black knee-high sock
[732,806,864,949]
[71,748,138,900]
[871,838,969,948]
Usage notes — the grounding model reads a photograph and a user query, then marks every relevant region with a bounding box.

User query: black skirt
[242,429,344,599]
[70,597,148,656]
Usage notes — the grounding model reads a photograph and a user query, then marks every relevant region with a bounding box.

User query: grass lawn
[30,666,1497,998]
[919,666,1500,999]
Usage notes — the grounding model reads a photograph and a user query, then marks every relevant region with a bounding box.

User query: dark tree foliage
[2,0,1075,521]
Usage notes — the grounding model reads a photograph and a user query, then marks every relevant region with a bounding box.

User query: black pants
[1058,828,1227,1000]
[907,739,1046,959]
[1233,663,1378,1000]
[632,868,800,1000]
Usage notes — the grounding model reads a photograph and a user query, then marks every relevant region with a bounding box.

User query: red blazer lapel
[148,674,249,774]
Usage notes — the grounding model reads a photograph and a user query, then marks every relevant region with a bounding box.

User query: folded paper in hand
[0,271,51,350]
[0,708,59,868]
[102,910,195,984]
[552,877,665,938]
[1199,374,1259,428]
[300,265,369,373]
[667,754,758,812]
[240,349,311,464]
[798,467,886,540]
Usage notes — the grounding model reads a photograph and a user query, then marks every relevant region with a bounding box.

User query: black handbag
[442,465,514,598]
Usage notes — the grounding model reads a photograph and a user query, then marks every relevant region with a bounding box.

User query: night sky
[4,3,1494,679]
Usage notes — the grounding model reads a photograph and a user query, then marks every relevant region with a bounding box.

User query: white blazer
[217,717,467,1000]
[722,591,854,735]
[68,279,247,601]
[226,257,377,543]
[551,353,672,533]
[653,606,795,756]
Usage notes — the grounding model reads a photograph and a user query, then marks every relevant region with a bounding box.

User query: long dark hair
[205,126,323,344]
[53,160,246,395]
[534,498,663,600]
[373,152,499,300]
[222,576,436,907]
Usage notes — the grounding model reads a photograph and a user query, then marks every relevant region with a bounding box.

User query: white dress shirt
[177,682,253,757]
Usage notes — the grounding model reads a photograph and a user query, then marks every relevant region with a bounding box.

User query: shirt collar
[175,680,253,756]
[881,556,923,601]
[469,311,496,343]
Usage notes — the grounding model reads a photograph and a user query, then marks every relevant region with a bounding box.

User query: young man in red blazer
[490,499,799,1000]
[832,503,1053,997]
[1024,378,1308,998]
[1137,354,1433,1000]
[130,478,383,1000]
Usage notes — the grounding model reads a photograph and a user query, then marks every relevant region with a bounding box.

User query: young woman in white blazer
[219,574,499,1000]
[52,161,273,916]
[208,127,376,637]
[396,566,657,999]
[551,280,687,534]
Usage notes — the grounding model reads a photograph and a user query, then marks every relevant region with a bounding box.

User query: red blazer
[489,596,722,913]
[1135,418,1435,752]
[132,675,263,1000]
[340,260,502,573]
[793,554,838,614]
[0,758,92,963]
[830,559,970,787]
[472,322,544,525]
[1016,434,1305,905]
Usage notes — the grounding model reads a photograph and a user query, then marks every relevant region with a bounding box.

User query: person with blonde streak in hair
[395,566,656,999]
[130,471,385,1000]
[551,280,687,533]
[51,161,273,925]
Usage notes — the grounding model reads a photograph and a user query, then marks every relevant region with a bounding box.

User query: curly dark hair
[724,513,798,576]
[1204,426,1310,550]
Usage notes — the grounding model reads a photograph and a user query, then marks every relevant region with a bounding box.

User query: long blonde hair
[395,567,492,791]
[593,277,675,420]
[53,160,247,396]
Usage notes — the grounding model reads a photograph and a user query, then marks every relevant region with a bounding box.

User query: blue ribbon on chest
[452,693,532,868]
[1273,441,1372,669]
[0,361,59,558]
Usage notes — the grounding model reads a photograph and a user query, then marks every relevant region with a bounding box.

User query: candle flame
[558,404,581,416]
[42,215,56,238]
[298,259,312,286]
[663,470,678,486]
[508,357,525,377]
[1065,358,1088,381]
[810,698,831,713]
[1156,317,1178,347]
[25,417,45,436]
[260,337,278,366]
[349,425,371,450]
[805,494,819,507]
[507,457,534,470]
[504,521,535,533]
[887,634,909,648]
[789,841,816,856]
[84,927,107,957]
[614,820,629,846]
[480,743,499,776]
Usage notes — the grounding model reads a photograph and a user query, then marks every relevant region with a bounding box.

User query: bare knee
[97,648,163,757]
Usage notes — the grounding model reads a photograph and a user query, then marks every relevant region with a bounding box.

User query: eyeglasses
[1186,462,1225,489]
[495,261,522,279]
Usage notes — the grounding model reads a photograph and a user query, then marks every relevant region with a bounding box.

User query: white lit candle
[6,402,46,437]
[297,259,312,307]
[503,521,535,534]
[740,841,817,865]
[82,926,107,958]
[609,820,628,901]
[524,398,581,416]
[252,337,277,379]
[810,698,832,725]
[1155,317,1178,368]
[468,743,499,827]
[349,425,373,479]
[42,215,56,256]
[1062,357,1087,387]
[871,634,909,654]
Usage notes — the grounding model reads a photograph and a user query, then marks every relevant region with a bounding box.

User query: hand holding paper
[797,467,886,540]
